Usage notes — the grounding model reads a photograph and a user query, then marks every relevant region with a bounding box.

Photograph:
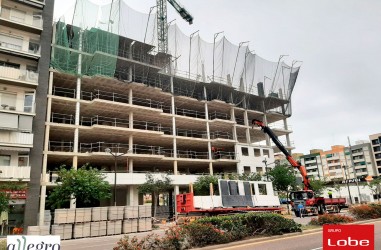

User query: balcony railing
[51,113,74,124]
[210,131,234,140]
[81,115,129,128]
[175,107,205,119]
[176,128,207,139]
[0,8,43,29]
[0,166,31,180]
[1,132,33,146]
[235,117,245,125]
[0,40,41,56]
[48,141,73,152]
[79,142,129,154]
[213,151,236,160]
[0,65,38,83]
[209,111,230,121]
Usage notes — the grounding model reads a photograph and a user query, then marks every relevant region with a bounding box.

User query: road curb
[194,218,381,249]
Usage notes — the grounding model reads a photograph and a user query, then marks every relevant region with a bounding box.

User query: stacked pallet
[91,207,108,222]
[75,208,92,223]
[107,206,124,220]
[107,220,122,235]
[138,206,152,232]
[54,209,75,224]
[122,206,138,234]
[73,222,91,238]
[51,224,73,240]
[27,226,50,235]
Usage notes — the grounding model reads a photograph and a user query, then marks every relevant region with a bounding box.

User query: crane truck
[252,119,347,216]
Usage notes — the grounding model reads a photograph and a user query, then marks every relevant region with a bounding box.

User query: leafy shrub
[349,203,381,220]
[114,213,302,249]
[196,213,301,236]
[182,222,229,247]
[309,214,355,225]
[113,234,162,250]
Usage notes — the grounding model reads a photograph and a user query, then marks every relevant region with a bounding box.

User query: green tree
[238,172,262,181]
[267,165,297,214]
[193,175,219,196]
[0,182,27,214]
[47,165,111,209]
[364,178,381,202]
[138,173,172,217]
[309,178,327,197]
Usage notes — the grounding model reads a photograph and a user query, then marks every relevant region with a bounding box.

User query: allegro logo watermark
[323,224,374,249]
[7,235,60,250]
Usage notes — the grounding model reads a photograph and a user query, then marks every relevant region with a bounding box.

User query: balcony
[0,65,39,87]
[176,128,208,139]
[0,39,41,59]
[0,131,33,147]
[60,172,199,186]
[209,111,231,121]
[210,131,234,140]
[0,166,31,180]
[0,6,43,33]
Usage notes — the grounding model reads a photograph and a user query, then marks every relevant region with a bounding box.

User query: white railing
[0,65,38,84]
[0,132,33,146]
[0,166,31,180]
[103,173,200,185]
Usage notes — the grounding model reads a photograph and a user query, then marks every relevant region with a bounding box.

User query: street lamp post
[343,165,353,204]
[105,148,126,206]
[262,158,276,181]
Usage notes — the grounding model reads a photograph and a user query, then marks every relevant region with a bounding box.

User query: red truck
[252,119,347,216]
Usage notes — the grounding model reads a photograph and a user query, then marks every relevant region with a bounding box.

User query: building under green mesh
[51,21,119,78]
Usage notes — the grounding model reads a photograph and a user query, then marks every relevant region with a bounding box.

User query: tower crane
[157,0,193,53]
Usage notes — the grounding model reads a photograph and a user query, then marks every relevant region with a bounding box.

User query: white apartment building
[0,0,54,230]
[369,133,381,174]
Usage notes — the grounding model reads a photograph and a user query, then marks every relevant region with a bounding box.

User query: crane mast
[157,0,193,53]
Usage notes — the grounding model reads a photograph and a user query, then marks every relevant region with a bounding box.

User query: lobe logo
[323,224,374,249]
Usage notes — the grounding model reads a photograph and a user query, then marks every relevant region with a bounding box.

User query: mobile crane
[252,119,347,216]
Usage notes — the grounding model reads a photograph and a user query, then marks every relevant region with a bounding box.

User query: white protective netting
[58,0,300,102]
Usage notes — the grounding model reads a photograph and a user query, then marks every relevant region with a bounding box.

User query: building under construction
[27,0,301,226]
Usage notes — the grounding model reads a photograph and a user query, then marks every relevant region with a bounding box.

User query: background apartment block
[370,133,381,174]
[0,0,54,230]
[30,0,300,226]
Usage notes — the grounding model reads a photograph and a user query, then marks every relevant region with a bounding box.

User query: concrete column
[262,101,271,146]
[128,186,135,206]
[244,110,251,144]
[38,186,46,226]
[174,160,178,175]
[128,158,133,173]
[129,111,133,129]
[209,162,214,175]
[129,135,133,153]
[129,88,133,105]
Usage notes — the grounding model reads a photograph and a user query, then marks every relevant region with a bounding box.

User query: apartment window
[18,155,29,166]
[263,149,270,157]
[372,139,379,145]
[0,33,23,50]
[24,93,34,112]
[241,147,249,156]
[0,155,11,166]
[258,184,267,195]
[0,92,17,108]
[256,167,263,173]
[254,148,261,157]
[243,166,251,174]
[0,60,20,69]
[28,40,40,54]
[32,12,42,26]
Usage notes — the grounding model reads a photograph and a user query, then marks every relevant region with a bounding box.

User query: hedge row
[349,203,381,220]
[114,213,301,249]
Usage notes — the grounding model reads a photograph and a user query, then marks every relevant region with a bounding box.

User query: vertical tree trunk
[286,191,290,215]
[153,193,158,218]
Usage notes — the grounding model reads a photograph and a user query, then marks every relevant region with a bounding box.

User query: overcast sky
[54,0,381,154]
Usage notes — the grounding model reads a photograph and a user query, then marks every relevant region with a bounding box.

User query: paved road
[214,220,381,250]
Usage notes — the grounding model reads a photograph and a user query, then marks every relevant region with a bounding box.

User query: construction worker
[297,203,304,218]
[328,191,333,199]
